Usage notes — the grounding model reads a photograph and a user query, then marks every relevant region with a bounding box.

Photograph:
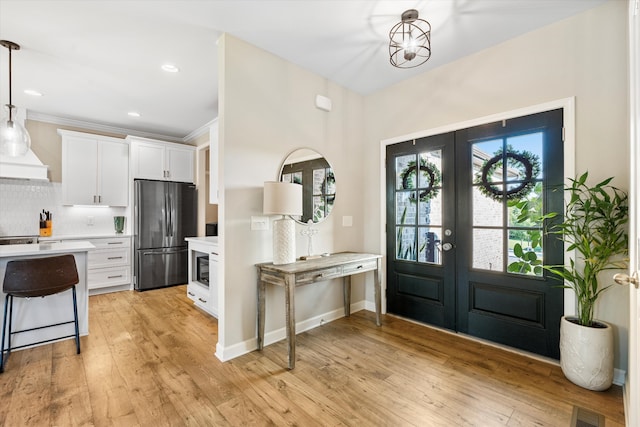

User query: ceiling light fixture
[24,89,42,97]
[161,64,179,73]
[389,9,431,69]
[0,40,31,157]
[128,111,141,117]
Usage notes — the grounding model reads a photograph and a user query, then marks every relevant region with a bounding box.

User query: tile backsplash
[0,179,128,237]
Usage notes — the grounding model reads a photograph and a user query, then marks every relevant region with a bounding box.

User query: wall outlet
[87,216,94,226]
[251,216,269,231]
[342,216,353,227]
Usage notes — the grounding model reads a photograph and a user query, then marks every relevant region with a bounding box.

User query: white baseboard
[613,368,626,387]
[215,301,366,362]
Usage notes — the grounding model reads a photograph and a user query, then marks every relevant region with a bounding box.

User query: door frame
[378,97,576,321]
[625,0,638,424]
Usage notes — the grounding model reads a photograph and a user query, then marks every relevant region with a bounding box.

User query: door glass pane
[472,139,503,178]
[418,151,442,188]
[507,229,543,276]
[508,183,543,227]
[472,229,503,272]
[396,155,417,190]
[472,186,503,226]
[418,227,442,265]
[418,193,442,226]
[506,132,543,179]
[396,226,416,261]
[312,168,325,194]
[396,192,416,225]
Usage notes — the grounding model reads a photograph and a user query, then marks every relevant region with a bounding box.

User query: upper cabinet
[59,130,129,206]
[129,137,195,183]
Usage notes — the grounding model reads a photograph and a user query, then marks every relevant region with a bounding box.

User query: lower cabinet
[186,239,218,317]
[86,237,132,292]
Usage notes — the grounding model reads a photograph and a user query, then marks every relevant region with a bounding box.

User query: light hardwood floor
[0,285,625,426]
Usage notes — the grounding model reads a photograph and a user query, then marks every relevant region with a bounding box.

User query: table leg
[374,258,382,326]
[343,276,351,317]
[257,269,265,351]
[284,273,296,369]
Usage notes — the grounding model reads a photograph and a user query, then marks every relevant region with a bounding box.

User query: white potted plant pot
[559,315,614,391]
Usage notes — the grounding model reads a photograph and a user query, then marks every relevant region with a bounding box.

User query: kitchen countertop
[185,236,219,246]
[0,241,95,257]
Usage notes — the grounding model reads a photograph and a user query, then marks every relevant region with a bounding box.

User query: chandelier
[389,9,432,68]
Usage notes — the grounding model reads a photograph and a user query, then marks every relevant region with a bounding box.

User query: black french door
[386,109,564,358]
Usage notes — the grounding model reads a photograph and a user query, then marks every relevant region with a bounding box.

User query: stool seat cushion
[3,255,79,298]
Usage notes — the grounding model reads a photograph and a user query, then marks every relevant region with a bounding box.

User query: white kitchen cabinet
[59,130,129,206]
[86,237,132,291]
[185,237,219,317]
[129,137,195,183]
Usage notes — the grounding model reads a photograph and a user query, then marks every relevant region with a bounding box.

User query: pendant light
[389,9,432,69]
[0,40,31,157]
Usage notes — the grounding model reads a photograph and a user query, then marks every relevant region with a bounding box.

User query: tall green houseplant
[546,172,628,327]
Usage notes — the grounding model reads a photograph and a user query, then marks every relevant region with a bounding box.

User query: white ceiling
[0,0,607,141]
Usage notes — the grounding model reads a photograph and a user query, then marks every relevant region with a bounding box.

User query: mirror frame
[278,148,336,224]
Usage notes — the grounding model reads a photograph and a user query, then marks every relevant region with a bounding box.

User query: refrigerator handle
[165,193,170,237]
[168,193,173,236]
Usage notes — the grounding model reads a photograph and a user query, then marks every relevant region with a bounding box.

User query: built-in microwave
[196,255,209,285]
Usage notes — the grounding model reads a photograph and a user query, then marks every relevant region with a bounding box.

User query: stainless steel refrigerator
[134,179,197,291]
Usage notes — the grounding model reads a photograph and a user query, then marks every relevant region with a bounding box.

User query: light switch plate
[342,216,353,227]
[251,216,269,231]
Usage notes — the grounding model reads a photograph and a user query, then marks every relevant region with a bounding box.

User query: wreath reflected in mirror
[475,145,540,202]
[400,158,442,202]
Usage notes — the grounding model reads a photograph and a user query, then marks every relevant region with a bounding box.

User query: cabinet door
[62,137,98,205]
[166,147,194,183]
[99,141,129,206]
[132,141,166,180]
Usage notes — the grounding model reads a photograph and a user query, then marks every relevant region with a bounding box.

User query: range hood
[0,108,49,181]
[0,150,49,181]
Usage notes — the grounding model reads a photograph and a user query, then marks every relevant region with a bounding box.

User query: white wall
[363,0,630,370]
[218,34,366,357]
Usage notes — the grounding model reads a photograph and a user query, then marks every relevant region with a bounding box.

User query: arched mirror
[279,148,335,224]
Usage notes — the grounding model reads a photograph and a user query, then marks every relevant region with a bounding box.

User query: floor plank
[0,285,626,426]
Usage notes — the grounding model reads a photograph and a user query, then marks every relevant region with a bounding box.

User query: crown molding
[184,118,217,143]
[26,111,186,143]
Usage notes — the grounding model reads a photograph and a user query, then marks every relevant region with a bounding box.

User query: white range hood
[0,108,49,181]
[0,149,49,181]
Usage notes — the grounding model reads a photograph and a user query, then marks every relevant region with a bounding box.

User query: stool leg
[72,286,80,354]
[1,294,10,373]
[7,295,13,355]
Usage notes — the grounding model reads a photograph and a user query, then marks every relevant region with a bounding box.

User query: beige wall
[219,34,366,355]
[363,0,629,370]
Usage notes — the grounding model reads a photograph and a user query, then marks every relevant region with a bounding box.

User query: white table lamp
[263,181,303,265]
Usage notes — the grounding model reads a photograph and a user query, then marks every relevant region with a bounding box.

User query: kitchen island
[0,241,94,350]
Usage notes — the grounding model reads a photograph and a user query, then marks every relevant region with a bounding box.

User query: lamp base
[273,217,296,265]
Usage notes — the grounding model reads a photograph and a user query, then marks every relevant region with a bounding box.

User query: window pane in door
[472,186,503,226]
[418,227,442,265]
[396,155,417,190]
[472,228,504,272]
[396,192,417,225]
[396,226,416,261]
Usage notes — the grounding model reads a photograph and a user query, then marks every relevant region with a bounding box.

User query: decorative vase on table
[559,316,614,391]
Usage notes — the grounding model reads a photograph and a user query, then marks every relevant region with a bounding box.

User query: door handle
[613,272,639,288]
[442,242,454,251]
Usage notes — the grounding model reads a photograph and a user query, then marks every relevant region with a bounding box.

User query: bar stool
[1,254,80,373]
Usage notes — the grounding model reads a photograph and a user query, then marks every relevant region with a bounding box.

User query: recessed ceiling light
[128,111,141,117]
[161,64,179,73]
[24,89,42,96]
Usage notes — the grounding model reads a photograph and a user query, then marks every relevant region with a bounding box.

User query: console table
[256,252,382,369]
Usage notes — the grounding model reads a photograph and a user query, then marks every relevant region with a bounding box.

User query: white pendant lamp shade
[0,40,32,157]
[0,105,31,157]
[263,182,303,265]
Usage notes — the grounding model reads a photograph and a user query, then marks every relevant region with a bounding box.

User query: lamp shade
[263,182,302,216]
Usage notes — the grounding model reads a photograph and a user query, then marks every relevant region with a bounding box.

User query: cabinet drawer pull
[107,256,124,260]
[107,242,124,245]
[356,265,363,269]
[198,297,207,303]
[107,275,123,279]
[188,291,195,296]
